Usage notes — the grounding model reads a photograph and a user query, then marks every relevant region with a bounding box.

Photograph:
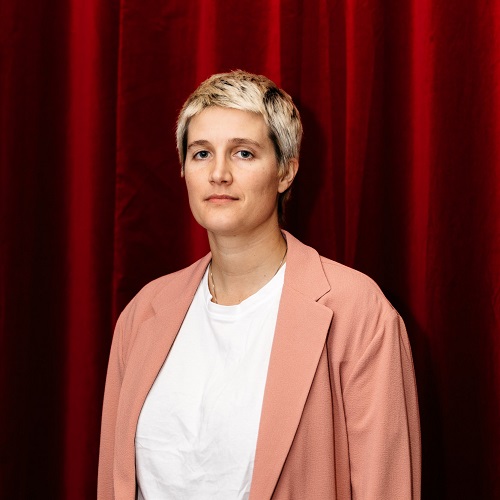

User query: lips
[206,194,238,201]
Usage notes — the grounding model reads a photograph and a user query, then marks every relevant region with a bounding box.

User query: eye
[235,150,254,160]
[193,150,210,160]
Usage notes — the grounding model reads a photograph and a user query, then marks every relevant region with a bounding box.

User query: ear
[278,158,299,193]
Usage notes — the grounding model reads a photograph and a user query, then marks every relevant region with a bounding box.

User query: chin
[194,214,243,236]
[205,223,243,237]
[192,208,276,237]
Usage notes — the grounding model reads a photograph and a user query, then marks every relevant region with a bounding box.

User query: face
[184,106,295,237]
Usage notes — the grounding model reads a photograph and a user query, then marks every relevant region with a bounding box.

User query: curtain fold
[1,0,499,497]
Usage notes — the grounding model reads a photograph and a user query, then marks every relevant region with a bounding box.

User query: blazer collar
[249,231,333,499]
[114,255,212,497]
[149,230,331,312]
[280,230,330,300]
[150,253,212,314]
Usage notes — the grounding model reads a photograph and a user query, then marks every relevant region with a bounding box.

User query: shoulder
[319,255,395,315]
[285,231,395,316]
[316,255,405,363]
[317,254,400,334]
[287,230,399,351]
[116,256,210,332]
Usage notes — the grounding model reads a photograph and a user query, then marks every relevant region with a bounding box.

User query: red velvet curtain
[1,0,499,497]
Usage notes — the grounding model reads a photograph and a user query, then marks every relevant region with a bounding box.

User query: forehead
[187,107,270,142]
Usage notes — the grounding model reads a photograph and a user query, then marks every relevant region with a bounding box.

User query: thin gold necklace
[209,242,288,305]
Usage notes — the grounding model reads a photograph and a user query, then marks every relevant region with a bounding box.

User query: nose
[209,153,232,185]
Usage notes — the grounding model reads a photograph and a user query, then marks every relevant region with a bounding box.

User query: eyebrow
[228,138,263,149]
[186,138,263,151]
[186,140,211,151]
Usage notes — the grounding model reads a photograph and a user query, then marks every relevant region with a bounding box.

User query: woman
[98,70,421,499]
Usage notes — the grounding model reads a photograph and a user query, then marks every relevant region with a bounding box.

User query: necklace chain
[209,241,288,305]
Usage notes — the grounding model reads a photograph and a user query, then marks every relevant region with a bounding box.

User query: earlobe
[278,159,299,193]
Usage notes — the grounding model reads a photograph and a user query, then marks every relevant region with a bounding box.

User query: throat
[208,235,288,305]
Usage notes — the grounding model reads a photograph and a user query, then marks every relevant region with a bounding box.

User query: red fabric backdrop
[1,0,499,498]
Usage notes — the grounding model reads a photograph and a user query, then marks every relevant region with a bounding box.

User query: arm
[343,311,421,499]
[97,314,125,499]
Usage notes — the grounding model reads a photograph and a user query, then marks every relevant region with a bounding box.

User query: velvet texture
[1,0,499,498]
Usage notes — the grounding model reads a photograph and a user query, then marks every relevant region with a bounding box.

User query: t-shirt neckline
[203,264,286,319]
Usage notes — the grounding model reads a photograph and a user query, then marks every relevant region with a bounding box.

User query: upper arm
[97,314,125,499]
[342,312,421,499]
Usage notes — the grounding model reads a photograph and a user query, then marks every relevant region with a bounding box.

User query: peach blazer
[98,231,421,499]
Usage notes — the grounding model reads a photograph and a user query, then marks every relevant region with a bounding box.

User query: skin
[184,106,298,305]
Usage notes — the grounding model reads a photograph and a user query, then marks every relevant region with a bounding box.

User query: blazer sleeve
[342,310,421,499]
[97,313,125,499]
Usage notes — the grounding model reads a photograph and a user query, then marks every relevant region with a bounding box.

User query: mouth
[206,194,239,202]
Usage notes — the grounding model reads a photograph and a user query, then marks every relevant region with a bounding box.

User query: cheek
[184,180,201,216]
[184,175,198,198]
[248,178,281,211]
[252,171,280,196]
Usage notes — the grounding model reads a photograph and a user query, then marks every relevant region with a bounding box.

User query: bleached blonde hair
[176,70,303,222]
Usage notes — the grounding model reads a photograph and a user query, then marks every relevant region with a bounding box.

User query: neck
[207,225,287,305]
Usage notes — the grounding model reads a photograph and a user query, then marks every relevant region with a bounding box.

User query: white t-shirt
[135,264,285,500]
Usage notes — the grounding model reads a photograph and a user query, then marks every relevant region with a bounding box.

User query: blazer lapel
[250,233,333,500]
[114,255,211,492]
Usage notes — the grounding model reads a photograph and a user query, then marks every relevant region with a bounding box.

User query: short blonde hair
[176,70,302,222]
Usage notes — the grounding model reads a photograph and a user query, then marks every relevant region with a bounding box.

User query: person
[98,70,421,499]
